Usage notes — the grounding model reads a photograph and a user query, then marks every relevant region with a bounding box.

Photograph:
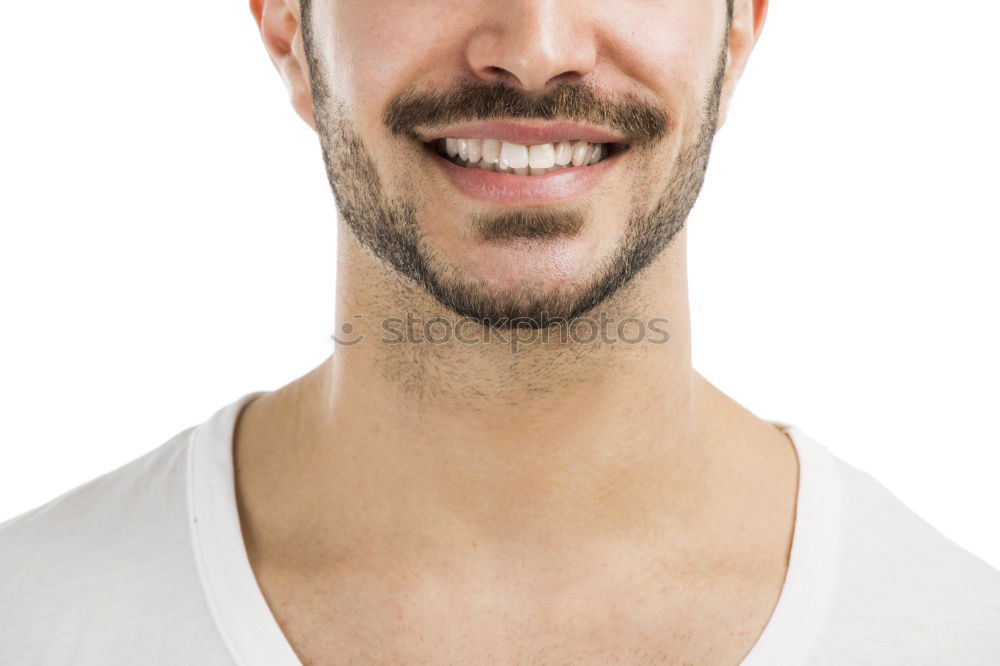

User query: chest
[255,563,778,665]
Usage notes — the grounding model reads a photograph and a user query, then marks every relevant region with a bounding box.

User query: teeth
[437,138,614,174]
[467,139,481,164]
[554,141,573,166]
[499,142,529,170]
[571,140,591,167]
[481,139,501,165]
[588,144,603,165]
[528,143,556,169]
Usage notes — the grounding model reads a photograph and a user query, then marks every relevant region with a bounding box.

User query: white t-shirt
[2,392,999,665]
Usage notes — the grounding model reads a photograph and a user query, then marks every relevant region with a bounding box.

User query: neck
[235,227,794,569]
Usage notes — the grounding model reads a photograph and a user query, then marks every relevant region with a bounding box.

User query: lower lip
[428,148,623,205]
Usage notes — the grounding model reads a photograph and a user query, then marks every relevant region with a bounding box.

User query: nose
[466,0,598,93]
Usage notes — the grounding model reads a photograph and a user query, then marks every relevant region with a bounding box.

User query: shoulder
[0,423,195,562]
[0,424,195,565]
[814,443,1000,662]
[0,423,226,663]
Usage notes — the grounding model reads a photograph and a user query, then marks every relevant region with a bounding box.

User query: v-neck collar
[187,393,840,666]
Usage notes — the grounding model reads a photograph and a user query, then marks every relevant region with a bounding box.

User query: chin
[417,242,610,327]
[452,233,601,291]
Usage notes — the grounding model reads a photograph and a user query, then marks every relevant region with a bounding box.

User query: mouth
[425,137,630,175]
[415,121,631,204]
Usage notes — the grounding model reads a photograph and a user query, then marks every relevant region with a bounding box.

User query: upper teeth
[439,138,607,175]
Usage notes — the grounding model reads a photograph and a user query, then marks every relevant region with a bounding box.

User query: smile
[431,138,625,175]
[416,121,631,204]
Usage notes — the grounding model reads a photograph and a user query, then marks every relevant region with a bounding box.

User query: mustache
[383,80,669,147]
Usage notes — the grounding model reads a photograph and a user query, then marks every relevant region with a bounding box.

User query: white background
[1,1,998,568]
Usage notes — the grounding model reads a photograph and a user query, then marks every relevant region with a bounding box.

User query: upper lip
[413,120,629,146]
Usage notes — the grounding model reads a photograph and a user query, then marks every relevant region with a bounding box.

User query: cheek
[593,2,724,125]
[329,2,477,132]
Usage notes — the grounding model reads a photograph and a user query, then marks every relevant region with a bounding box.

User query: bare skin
[240,0,792,663]
[235,230,797,664]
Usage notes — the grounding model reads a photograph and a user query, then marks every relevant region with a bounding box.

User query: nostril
[547,71,584,87]
[479,66,583,93]
[483,65,517,85]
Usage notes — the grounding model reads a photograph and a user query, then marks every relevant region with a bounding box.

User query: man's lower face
[312,61,725,329]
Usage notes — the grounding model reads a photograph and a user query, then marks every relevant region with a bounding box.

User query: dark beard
[302,41,726,330]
